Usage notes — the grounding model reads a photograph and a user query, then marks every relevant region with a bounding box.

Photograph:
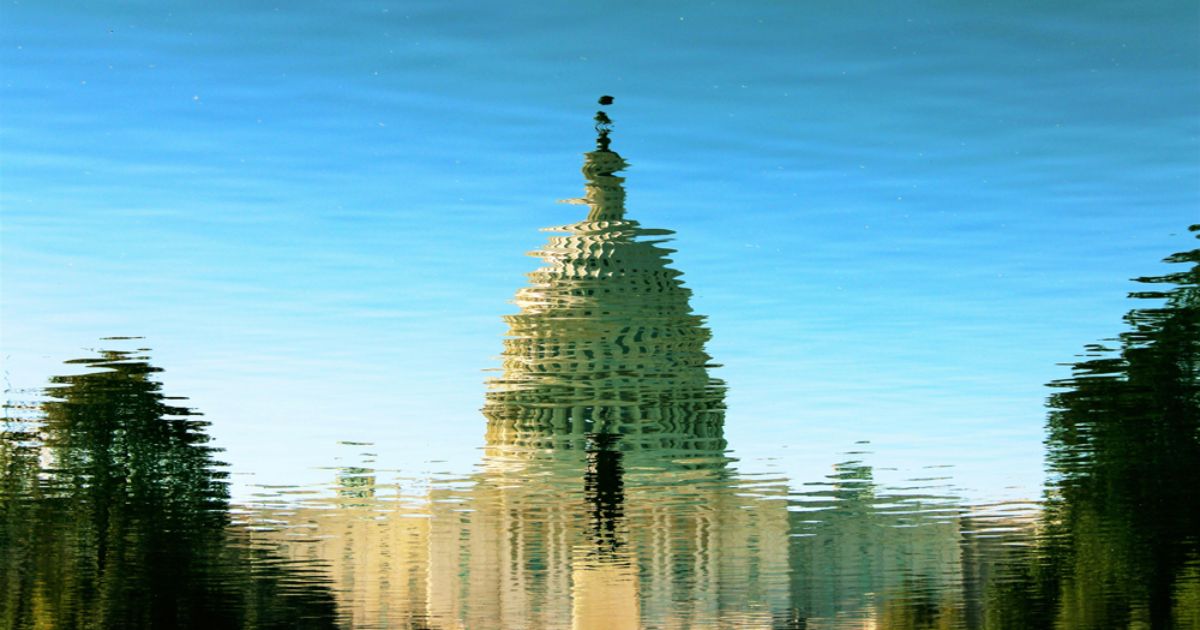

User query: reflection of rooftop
[485,148,723,442]
[246,440,793,629]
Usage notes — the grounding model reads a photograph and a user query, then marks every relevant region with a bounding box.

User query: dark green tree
[0,347,339,629]
[990,226,1199,628]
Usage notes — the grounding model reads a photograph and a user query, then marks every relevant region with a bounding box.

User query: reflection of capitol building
[244,118,997,628]
[433,137,791,628]
[438,137,791,628]
[248,132,793,628]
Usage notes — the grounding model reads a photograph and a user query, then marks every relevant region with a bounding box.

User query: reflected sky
[3,1,1199,511]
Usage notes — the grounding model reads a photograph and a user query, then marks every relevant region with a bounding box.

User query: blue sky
[2,0,1197,499]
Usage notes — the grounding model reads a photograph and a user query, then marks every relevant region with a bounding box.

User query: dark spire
[595,95,614,152]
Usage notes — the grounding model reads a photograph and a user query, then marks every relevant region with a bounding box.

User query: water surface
[2,1,1199,628]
